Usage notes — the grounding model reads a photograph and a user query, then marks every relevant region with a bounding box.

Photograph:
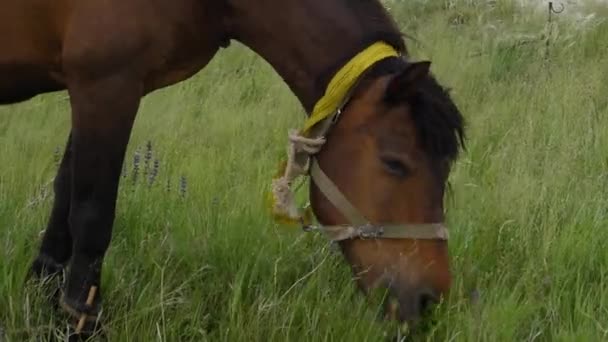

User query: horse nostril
[383,285,440,322]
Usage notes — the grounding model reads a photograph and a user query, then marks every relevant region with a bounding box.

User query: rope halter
[269,41,449,242]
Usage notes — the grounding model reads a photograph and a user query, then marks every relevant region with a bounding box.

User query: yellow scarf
[269,41,400,226]
[301,41,400,133]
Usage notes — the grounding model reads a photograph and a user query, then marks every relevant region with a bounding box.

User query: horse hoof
[29,254,65,280]
[26,254,66,309]
[65,320,106,342]
[60,290,105,341]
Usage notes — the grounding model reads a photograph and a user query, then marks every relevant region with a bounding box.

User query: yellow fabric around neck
[301,41,400,133]
[268,41,400,227]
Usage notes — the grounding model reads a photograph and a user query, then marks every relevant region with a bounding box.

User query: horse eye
[380,156,410,177]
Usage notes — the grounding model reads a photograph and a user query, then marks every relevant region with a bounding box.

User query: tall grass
[1,1,607,341]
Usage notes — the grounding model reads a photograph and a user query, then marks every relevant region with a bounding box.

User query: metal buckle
[331,108,342,124]
[357,224,384,239]
[301,224,317,233]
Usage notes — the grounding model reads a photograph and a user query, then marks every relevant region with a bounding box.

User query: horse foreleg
[59,72,142,338]
[31,133,74,280]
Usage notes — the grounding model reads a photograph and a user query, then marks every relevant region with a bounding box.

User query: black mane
[317,0,465,161]
[409,71,465,161]
[357,0,464,161]
[367,57,466,162]
[315,0,407,92]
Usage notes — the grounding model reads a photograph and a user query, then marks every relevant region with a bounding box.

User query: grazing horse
[1,0,465,338]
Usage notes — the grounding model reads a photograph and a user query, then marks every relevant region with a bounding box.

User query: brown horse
[1,0,464,338]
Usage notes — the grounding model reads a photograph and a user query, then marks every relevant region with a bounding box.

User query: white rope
[284,129,325,178]
[271,129,326,223]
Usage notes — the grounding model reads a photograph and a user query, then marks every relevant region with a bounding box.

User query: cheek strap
[309,159,449,241]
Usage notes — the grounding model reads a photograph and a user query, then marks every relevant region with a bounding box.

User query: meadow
[1,1,607,341]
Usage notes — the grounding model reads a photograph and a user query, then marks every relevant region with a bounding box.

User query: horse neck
[224,0,405,112]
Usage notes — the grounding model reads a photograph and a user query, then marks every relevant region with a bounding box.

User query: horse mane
[324,0,465,162]
[347,0,408,53]
[367,56,465,162]
[315,0,407,91]
[408,70,466,162]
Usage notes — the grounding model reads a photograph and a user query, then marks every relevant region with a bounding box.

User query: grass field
[1,1,607,341]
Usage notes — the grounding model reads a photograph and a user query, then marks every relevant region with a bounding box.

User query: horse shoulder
[61,0,228,93]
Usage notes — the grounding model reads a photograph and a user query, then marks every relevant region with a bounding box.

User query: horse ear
[385,61,431,103]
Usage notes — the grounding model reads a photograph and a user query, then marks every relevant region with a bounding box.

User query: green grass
[1,1,608,341]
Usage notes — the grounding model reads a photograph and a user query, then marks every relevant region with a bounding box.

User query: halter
[269,42,449,242]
